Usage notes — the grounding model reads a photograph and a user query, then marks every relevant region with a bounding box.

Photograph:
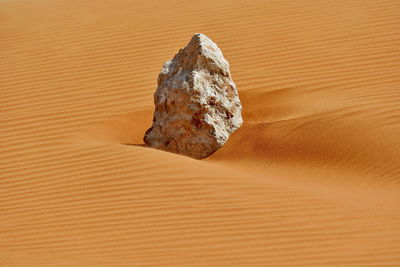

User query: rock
[143,33,243,159]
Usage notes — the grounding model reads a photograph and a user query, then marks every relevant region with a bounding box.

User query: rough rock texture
[144,33,243,159]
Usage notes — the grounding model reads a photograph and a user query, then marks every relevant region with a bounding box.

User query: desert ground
[1,0,400,266]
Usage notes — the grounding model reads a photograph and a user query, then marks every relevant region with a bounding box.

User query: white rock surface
[144,33,243,159]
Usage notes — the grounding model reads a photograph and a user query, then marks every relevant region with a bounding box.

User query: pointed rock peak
[188,33,215,50]
[177,33,230,76]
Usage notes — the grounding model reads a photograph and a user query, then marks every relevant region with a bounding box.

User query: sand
[1,0,400,266]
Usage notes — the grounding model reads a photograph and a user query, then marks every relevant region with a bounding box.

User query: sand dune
[1,0,400,265]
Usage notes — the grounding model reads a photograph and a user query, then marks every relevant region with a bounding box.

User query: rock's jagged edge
[144,33,243,159]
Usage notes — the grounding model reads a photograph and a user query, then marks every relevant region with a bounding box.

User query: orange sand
[1,0,400,266]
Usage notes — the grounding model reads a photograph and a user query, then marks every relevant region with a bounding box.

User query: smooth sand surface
[1,0,400,265]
